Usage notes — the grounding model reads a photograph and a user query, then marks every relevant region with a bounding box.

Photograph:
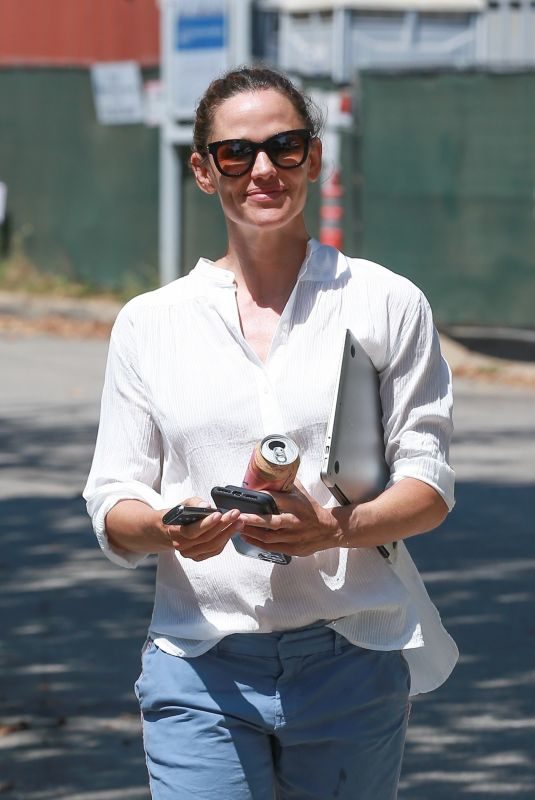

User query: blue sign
[176,14,226,51]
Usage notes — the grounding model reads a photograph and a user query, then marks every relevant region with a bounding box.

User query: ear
[190,152,217,195]
[307,138,322,183]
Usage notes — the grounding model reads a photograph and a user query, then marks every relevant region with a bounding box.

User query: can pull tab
[268,440,287,463]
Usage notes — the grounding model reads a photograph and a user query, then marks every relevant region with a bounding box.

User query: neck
[217,223,311,308]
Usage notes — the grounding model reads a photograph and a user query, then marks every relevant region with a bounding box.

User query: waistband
[213,621,352,659]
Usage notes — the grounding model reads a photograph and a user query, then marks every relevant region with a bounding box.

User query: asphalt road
[1,332,534,799]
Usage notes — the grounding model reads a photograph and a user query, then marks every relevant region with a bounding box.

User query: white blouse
[84,240,457,695]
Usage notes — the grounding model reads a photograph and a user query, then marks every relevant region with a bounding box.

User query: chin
[243,202,304,229]
[247,213,296,231]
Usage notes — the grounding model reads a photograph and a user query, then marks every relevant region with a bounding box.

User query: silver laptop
[321,329,392,557]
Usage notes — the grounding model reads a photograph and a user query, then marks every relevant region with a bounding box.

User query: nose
[250,148,277,178]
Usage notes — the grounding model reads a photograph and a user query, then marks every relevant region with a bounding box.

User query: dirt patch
[1,291,534,389]
[0,313,113,339]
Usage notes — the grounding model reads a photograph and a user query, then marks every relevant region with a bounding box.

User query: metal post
[332,8,349,84]
[159,128,182,285]
[158,0,253,285]
[404,11,418,56]
[159,0,179,285]
[229,0,252,66]
[278,12,292,73]
[499,0,511,64]
[474,11,487,65]
[522,0,533,63]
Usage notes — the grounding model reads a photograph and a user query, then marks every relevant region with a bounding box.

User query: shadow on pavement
[0,406,105,493]
[0,493,155,799]
[1,411,534,797]
[400,481,535,799]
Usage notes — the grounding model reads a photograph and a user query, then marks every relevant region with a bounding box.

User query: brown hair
[192,65,324,155]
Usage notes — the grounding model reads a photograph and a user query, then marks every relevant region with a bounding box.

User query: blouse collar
[189,239,349,287]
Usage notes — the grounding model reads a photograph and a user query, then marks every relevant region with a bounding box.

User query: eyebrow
[209,129,309,145]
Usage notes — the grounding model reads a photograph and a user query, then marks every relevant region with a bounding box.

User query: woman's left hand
[239,480,350,557]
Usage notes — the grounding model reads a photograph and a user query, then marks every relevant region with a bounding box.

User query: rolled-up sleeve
[83,303,164,568]
[380,289,455,511]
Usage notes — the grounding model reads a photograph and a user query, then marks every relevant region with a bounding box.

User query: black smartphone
[210,485,290,565]
[162,505,215,526]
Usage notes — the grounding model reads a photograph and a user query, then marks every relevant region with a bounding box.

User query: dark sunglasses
[206,129,311,177]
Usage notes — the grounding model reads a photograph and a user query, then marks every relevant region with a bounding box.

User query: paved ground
[0,314,534,799]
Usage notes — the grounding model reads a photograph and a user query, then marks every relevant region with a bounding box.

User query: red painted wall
[0,0,159,66]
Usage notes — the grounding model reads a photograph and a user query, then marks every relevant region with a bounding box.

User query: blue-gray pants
[135,624,411,799]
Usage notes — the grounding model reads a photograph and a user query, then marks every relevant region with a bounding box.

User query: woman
[84,66,457,800]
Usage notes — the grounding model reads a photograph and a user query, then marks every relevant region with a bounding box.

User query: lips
[246,186,285,199]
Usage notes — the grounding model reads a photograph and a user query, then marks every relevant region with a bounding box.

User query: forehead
[210,89,304,142]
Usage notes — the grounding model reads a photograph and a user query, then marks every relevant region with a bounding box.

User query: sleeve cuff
[85,483,165,569]
[387,456,456,511]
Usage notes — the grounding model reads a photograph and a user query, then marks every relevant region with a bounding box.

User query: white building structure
[256,0,535,81]
[157,0,533,282]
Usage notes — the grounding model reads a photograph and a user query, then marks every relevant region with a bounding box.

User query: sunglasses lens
[209,130,310,177]
[268,132,308,168]
[215,141,254,176]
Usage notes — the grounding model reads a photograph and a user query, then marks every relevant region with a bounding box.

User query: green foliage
[0,223,157,302]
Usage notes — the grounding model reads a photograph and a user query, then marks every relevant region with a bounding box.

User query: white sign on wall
[91,61,144,125]
[170,0,229,120]
[144,79,164,127]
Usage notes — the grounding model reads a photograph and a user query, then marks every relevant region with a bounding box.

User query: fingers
[239,512,298,531]
[241,525,294,547]
[240,527,319,558]
[167,508,237,538]
[178,531,235,561]
[181,496,210,507]
[167,509,244,561]
[239,514,299,550]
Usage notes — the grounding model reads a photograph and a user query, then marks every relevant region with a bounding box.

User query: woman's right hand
[106,498,243,560]
[163,497,243,561]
